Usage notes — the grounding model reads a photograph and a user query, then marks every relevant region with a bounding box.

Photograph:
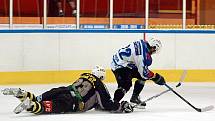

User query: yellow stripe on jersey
[33,102,42,114]
[80,73,97,82]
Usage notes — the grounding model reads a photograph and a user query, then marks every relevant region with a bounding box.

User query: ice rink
[0,82,214,121]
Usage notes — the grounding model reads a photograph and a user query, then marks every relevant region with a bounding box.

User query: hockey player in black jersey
[2,66,133,114]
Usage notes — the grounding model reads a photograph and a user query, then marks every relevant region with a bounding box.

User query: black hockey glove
[120,101,134,113]
[151,73,166,85]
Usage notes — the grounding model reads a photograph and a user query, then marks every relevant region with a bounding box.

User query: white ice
[0,82,214,121]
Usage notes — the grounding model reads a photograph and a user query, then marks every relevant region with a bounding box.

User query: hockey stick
[133,70,187,109]
[132,84,180,109]
[143,87,176,103]
[176,70,187,87]
[144,70,187,103]
[164,83,214,112]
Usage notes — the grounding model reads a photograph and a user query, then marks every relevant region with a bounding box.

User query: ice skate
[13,98,33,114]
[130,95,146,109]
[1,88,25,97]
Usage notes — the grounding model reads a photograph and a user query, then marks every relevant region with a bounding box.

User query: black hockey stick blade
[198,105,214,112]
[176,82,181,87]
[176,70,187,87]
[164,83,214,112]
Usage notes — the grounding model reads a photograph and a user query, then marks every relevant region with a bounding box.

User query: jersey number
[118,45,131,59]
[73,79,92,97]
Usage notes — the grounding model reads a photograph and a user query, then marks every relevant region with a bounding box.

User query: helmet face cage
[91,65,106,81]
[148,38,162,54]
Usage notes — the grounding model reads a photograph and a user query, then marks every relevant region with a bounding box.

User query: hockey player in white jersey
[111,38,166,107]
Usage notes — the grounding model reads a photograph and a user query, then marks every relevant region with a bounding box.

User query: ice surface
[0,82,214,121]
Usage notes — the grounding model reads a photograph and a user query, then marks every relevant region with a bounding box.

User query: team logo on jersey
[42,101,53,112]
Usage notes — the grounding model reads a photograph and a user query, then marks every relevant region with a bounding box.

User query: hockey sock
[27,101,43,114]
[132,80,145,96]
[113,87,126,102]
[17,92,36,102]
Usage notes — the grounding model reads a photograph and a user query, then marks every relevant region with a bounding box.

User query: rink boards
[0,69,215,85]
[0,30,215,84]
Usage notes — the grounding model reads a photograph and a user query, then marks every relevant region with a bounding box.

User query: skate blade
[130,102,145,109]
[13,99,30,114]
[1,88,21,96]
[14,104,25,114]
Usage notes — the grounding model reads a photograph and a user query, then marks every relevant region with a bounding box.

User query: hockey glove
[120,101,134,113]
[151,73,166,85]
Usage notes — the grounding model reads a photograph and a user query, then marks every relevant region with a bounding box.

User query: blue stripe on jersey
[112,55,123,68]
[133,41,142,55]
[140,40,150,78]
[118,49,123,60]
[140,40,147,62]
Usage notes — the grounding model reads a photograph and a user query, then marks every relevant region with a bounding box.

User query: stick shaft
[164,83,201,112]
[144,89,169,102]
[144,70,186,102]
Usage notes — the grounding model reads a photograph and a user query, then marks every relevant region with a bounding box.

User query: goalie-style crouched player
[2,66,133,114]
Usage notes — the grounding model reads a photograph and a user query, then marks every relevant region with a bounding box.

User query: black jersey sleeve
[94,80,119,111]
